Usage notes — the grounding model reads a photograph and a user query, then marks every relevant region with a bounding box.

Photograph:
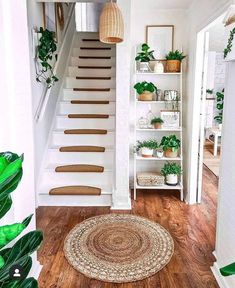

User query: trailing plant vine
[36,27,59,88]
[224,27,235,59]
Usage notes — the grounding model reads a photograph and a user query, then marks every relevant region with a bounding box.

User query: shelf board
[135,156,182,161]
[136,128,182,132]
[136,101,181,104]
[136,183,183,190]
[136,72,181,75]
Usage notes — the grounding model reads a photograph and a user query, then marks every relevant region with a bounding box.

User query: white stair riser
[43,171,113,186]
[73,48,116,57]
[65,77,115,88]
[59,102,115,114]
[37,194,112,206]
[62,89,116,101]
[71,57,116,66]
[75,40,114,48]
[55,117,115,129]
[52,133,115,146]
[68,67,116,77]
[47,150,114,167]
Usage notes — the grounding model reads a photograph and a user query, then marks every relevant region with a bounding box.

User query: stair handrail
[34,3,76,122]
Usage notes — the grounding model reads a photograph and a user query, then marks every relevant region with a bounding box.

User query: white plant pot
[141,148,153,158]
[156,150,164,158]
[166,174,178,186]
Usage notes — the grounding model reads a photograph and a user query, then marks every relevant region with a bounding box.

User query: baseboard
[38,194,112,207]
[28,260,43,280]
[211,262,230,288]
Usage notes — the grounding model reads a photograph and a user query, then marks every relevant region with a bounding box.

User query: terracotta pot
[166,60,181,73]
[153,123,162,129]
[164,148,178,158]
[139,92,153,101]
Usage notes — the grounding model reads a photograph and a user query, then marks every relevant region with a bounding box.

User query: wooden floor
[37,167,219,288]
[203,141,220,177]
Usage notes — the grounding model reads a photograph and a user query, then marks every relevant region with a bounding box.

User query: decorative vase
[139,92,153,101]
[141,148,153,158]
[165,148,178,158]
[138,62,151,73]
[154,123,162,129]
[147,109,155,128]
[156,89,163,101]
[156,149,164,158]
[166,174,178,186]
[154,61,164,73]
[166,60,181,73]
[138,117,149,129]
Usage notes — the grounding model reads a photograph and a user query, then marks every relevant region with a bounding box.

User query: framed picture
[146,25,174,60]
[42,3,57,39]
[161,110,180,128]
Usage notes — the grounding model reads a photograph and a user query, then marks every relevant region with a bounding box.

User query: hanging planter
[99,1,124,44]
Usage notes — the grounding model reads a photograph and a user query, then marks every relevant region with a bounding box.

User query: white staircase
[37,32,116,206]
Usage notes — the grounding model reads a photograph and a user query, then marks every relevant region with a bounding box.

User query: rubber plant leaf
[220,263,235,276]
[0,194,12,219]
[0,256,33,288]
[0,231,43,282]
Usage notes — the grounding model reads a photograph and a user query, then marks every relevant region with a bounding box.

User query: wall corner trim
[211,262,230,288]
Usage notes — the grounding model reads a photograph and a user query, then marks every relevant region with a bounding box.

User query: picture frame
[42,3,57,40]
[146,25,174,60]
[161,110,180,128]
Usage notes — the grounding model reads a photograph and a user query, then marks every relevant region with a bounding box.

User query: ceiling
[133,0,193,10]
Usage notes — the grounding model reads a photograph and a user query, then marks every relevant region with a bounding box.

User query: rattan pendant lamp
[99,0,124,44]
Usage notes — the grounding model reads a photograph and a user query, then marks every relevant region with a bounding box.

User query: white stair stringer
[37,32,116,207]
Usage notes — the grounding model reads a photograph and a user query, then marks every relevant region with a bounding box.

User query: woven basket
[99,2,124,44]
[137,172,165,186]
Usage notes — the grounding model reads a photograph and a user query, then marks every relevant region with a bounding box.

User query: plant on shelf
[0,152,43,287]
[161,162,182,186]
[160,135,181,158]
[135,43,155,72]
[134,81,157,101]
[136,140,158,158]
[36,27,59,88]
[165,50,186,73]
[214,89,224,128]
[151,117,164,129]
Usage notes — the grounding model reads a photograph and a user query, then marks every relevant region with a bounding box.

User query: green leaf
[0,194,12,219]
[0,169,23,200]
[0,231,43,282]
[220,262,235,276]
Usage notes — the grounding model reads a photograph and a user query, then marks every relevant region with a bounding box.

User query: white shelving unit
[133,64,184,201]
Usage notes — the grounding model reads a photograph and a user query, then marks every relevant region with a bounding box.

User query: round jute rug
[64,214,174,283]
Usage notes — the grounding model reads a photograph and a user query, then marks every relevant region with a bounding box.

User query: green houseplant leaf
[220,262,235,276]
[135,43,155,62]
[0,195,12,219]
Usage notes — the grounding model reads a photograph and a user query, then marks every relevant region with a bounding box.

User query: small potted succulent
[160,135,180,158]
[135,43,155,72]
[151,117,164,129]
[161,162,182,186]
[166,50,186,73]
[136,139,158,158]
[134,81,157,101]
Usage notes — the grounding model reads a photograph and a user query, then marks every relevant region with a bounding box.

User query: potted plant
[151,117,164,129]
[136,139,158,158]
[166,50,186,73]
[156,148,164,158]
[160,135,180,158]
[214,90,224,130]
[134,81,157,101]
[161,162,182,186]
[135,43,155,72]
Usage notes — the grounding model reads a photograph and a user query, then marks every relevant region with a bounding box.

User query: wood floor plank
[37,167,219,288]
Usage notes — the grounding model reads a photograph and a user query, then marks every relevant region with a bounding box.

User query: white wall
[26,2,76,179]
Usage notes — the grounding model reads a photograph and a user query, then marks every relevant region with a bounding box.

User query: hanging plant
[36,27,59,88]
[224,27,235,59]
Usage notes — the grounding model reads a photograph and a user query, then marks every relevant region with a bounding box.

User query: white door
[197,32,210,202]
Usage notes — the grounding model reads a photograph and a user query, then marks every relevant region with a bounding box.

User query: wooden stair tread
[73,88,110,92]
[71,100,109,104]
[59,146,106,152]
[79,56,111,59]
[80,47,111,50]
[82,39,100,42]
[78,66,112,69]
[68,114,109,119]
[55,165,104,173]
[49,186,101,195]
[76,76,111,80]
[64,129,107,135]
